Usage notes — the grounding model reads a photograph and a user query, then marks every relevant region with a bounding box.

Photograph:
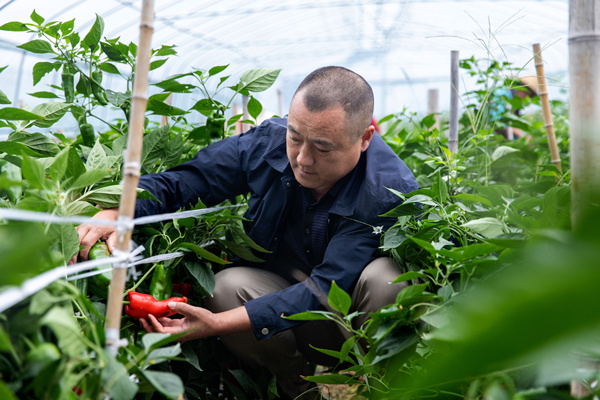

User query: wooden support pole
[569,0,600,231]
[448,50,460,154]
[278,88,284,117]
[159,93,172,127]
[427,88,440,131]
[533,43,562,175]
[104,0,154,354]
[242,94,250,132]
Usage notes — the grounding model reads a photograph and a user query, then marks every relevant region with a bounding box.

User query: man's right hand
[68,208,119,265]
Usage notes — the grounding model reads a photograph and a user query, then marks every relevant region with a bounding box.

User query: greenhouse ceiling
[0,0,568,117]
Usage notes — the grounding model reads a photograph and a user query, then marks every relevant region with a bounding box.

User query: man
[75,66,418,399]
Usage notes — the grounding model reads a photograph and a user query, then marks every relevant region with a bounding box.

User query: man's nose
[297,144,314,166]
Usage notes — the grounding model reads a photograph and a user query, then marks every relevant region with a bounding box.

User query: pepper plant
[0,10,279,400]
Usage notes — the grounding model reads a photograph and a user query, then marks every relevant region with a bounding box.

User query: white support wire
[0,204,244,228]
[0,201,242,314]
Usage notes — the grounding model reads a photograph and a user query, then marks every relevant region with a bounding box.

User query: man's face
[286,94,373,201]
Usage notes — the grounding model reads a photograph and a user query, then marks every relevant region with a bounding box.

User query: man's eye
[290,136,300,143]
[316,148,330,153]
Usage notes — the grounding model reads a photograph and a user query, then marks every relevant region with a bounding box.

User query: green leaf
[184,260,216,297]
[105,90,130,108]
[328,281,351,316]
[422,113,437,129]
[66,146,86,182]
[181,342,202,371]
[0,381,18,400]
[17,39,55,54]
[21,154,48,189]
[141,332,174,351]
[140,370,184,399]
[8,132,60,156]
[163,131,184,167]
[141,125,170,168]
[234,68,281,93]
[190,98,212,117]
[208,65,228,76]
[155,44,177,56]
[85,140,109,170]
[220,240,264,263]
[40,307,86,357]
[0,21,29,32]
[54,224,79,264]
[146,96,187,116]
[32,61,59,86]
[0,141,40,156]
[491,145,519,162]
[0,222,53,286]
[82,14,104,51]
[129,42,137,57]
[462,217,507,238]
[98,62,120,75]
[179,243,231,265]
[284,310,335,321]
[31,102,71,128]
[64,200,98,216]
[49,147,69,181]
[101,349,137,400]
[82,184,132,208]
[392,271,427,283]
[60,18,75,35]
[101,42,127,62]
[381,202,422,217]
[70,169,111,191]
[452,193,493,207]
[153,78,194,93]
[247,96,263,120]
[0,89,10,104]
[28,91,59,99]
[149,58,168,71]
[30,10,45,25]
[0,325,14,353]
[144,344,181,367]
[395,283,427,306]
[0,108,43,121]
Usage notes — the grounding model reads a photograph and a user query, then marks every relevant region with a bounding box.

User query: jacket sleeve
[244,215,393,340]
[134,133,251,218]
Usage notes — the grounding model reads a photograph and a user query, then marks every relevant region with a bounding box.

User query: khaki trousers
[205,257,406,399]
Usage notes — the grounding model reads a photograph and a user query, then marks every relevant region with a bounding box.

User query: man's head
[286,66,375,200]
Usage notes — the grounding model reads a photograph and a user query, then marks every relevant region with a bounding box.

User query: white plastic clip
[105,328,129,355]
[123,161,141,177]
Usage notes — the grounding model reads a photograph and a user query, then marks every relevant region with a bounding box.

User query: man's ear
[360,125,375,152]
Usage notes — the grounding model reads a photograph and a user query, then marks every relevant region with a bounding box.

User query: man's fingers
[168,301,194,316]
[139,318,155,333]
[147,314,166,333]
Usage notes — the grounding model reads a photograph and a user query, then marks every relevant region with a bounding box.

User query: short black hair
[293,66,374,139]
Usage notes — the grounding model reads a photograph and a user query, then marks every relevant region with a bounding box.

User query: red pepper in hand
[124,291,187,319]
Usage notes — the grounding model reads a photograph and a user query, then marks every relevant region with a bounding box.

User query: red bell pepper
[124,291,187,319]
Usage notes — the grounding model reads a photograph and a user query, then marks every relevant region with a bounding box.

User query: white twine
[0,205,241,314]
[0,204,244,228]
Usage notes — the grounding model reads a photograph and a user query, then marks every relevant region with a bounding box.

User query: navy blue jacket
[135,117,419,339]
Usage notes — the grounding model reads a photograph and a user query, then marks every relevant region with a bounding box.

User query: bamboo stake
[448,50,460,154]
[532,43,562,175]
[159,93,172,127]
[427,88,440,131]
[569,2,600,395]
[104,0,155,355]
[278,88,284,117]
[569,0,600,231]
